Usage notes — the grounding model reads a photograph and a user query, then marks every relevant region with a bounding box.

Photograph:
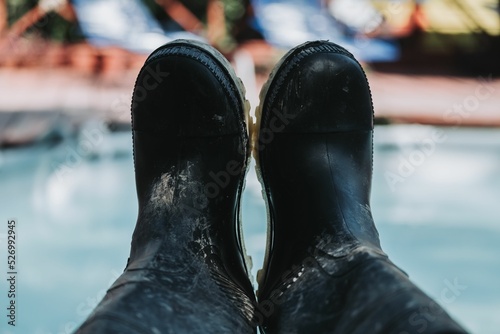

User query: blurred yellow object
[373,0,500,36]
[371,0,416,31]
[424,0,500,35]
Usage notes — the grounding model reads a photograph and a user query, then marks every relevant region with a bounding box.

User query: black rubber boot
[75,40,256,333]
[254,40,467,334]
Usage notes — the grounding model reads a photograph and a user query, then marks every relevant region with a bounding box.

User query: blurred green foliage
[7,0,83,42]
[5,0,247,44]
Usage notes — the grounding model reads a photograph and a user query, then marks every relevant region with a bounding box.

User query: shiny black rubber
[75,40,256,334]
[256,41,468,334]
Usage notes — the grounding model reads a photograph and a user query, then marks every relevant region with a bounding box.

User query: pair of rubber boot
[75,40,467,334]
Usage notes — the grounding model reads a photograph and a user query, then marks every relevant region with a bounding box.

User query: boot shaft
[129,40,253,298]
[256,41,381,298]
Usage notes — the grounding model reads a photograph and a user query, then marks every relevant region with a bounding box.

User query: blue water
[0,124,499,334]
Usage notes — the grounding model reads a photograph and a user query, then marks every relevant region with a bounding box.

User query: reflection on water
[0,125,499,334]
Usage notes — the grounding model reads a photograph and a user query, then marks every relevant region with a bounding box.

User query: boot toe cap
[262,42,373,134]
[132,43,244,137]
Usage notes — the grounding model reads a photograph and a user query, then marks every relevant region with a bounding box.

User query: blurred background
[0,0,499,333]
